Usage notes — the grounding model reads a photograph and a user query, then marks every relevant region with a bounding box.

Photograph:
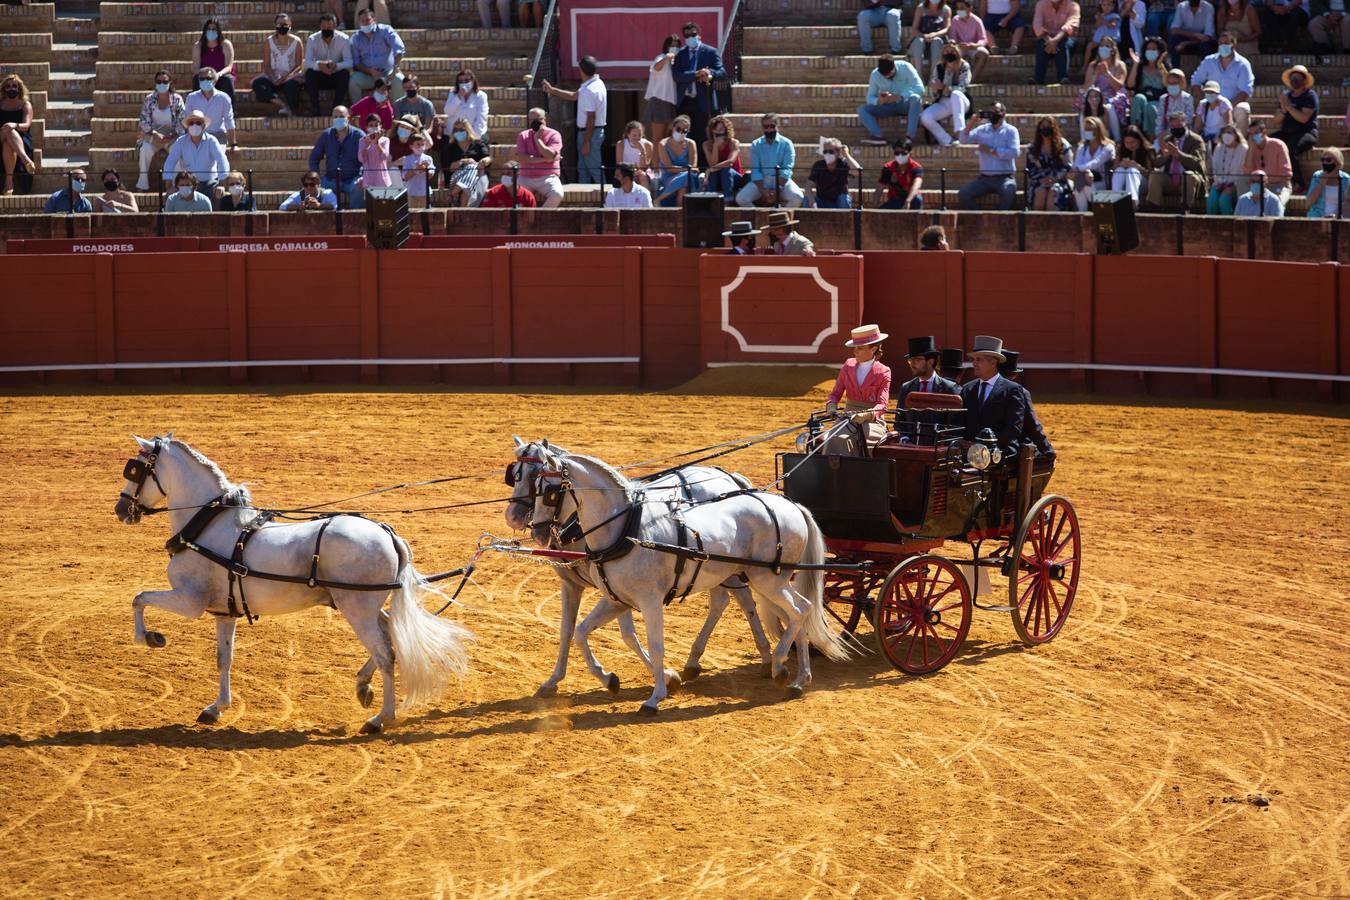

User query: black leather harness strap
[164,495,228,555]
[225,510,275,623]
[307,517,334,588]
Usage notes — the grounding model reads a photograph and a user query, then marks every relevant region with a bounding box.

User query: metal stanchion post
[245,169,255,236]
[853,165,863,251]
[65,171,74,238]
[775,170,782,208]
[940,167,947,211]
[334,166,344,235]
[1258,172,1266,218]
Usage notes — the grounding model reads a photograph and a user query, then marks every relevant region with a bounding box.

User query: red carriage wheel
[874,555,972,674]
[823,569,866,636]
[1008,495,1081,645]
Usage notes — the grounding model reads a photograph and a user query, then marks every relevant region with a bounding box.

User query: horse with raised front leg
[113,434,473,734]
[526,444,850,715]
[504,437,774,697]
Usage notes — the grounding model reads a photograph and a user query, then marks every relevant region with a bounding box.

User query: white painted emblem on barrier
[720,266,840,354]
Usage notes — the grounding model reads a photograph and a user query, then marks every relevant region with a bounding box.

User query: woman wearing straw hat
[1270,64,1319,192]
[823,324,893,455]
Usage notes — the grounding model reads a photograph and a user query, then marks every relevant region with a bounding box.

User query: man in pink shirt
[1031,0,1080,84]
[513,106,564,208]
[949,0,992,80]
[1242,119,1293,207]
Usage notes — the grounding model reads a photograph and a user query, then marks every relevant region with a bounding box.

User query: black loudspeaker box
[366,186,410,250]
[683,191,726,249]
[1091,190,1139,255]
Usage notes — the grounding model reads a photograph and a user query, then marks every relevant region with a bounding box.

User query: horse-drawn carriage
[779,395,1080,675]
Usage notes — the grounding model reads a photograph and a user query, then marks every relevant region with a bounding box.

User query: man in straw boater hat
[896,336,961,409]
[161,108,230,194]
[959,335,1027,450]
[998,349,1055,463]
[823,324,892,455]
[762,209,816,256]
[723,220,759,254]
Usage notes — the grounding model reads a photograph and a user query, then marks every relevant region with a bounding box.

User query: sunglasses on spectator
[303,180,319,186]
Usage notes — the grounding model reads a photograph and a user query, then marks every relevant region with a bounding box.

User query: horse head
[505,437,577,544]
[115,434,172,524]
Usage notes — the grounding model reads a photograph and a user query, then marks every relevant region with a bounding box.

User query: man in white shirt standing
[544,55,608,185]
[604,162,653,208]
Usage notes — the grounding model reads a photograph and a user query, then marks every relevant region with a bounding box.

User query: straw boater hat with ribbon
[762,209,799,230]
[722,220,759,238]
[1282,64,1315,89]
[968,334,1006,361]
[845,324,888,347]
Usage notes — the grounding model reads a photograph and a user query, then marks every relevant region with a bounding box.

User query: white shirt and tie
[976,373,1000,406]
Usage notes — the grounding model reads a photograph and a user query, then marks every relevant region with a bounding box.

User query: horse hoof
[534,682,559,699]
[636,704,659,717]
[760,662,774,678]
[772,667,790,688]
[144,631,166,649]
[605,673,620,694]
[359,719,383,735]
[196,708,219,725]
[664,670,683,692]
[356,683,375,709]
[680,665,702,682]
[785,685,804,700]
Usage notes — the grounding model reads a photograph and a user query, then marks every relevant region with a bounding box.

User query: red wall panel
[508,248,635,358]
[377,249,495,359]
[640,248,703,386]
[112,253,230,362]
[1094,255,1216,366]
[861,252,958,349]
[0,254,99,365]
[1216,259,1335,373]
[964,252,1084,362]
[245,250,363,360]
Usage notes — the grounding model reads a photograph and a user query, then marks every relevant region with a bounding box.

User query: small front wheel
[875,555,972,674]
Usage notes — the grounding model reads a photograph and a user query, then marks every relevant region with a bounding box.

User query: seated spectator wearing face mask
[1233,169,1285,216]
[1189,32,1252,135]
[1070,115,1115,211]
[164,171,214,212]
[808,138,861,209]
[605,162,654,208]
[1168,0,1217,67]
[358,113,393,191]
[398,128,437,209]
[1192,79,1233,142]
[1026,117,1074,210]
[1127,38,1169,139]
[279,170,338,211]
[162,110,229,194]
[43,168,92,213]
[1305,148,1349,218]
[348,7,405,104]
[305,13,351,117]
[1242,120,1292,206]
[1111,124,1154,207]
[184,66,236,149]
[350,78,395,133]
[1270,64,1319,193]
[443,68,489,141]
[213,170,255,211]
[858,54,924,144]
[192,19,236,100]
[93,168,138,213]
[734,113,806,208]
[922,45,972,146]
[134,70,184,192]
[252,13,305,117]
[514,108,564,208]
[394,75,436,132]
[481,161,538,207]
[958,102,1019,209]
[655,114,701,206]
[442,117,491,207]
[1146,109,1207,211]
[1205,122,1246,213]
[878,137,925,209]
[309,105,365,207]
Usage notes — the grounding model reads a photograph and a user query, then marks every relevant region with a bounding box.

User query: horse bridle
[504,453,550,509]
[120,437,168,517]
[526,459,571,534]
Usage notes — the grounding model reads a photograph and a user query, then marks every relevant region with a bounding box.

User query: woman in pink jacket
[824,323,893,455]
[358,112,393,190]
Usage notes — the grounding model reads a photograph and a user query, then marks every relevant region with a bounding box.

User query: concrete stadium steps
[96,28,539,63]
[744,0,889,26]
[53,11,99,42]
[100,0,491,31]
[93,58,531,92]
[22,93,51,120]
[88,142,525,173]
[0,32,53,63]
[0,182,607,208]
[90,114,529,145]
[6,63,51,95]
[0,2,56,33]
[92,87,529,118]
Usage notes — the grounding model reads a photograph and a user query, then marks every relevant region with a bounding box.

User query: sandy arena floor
[0,375,1347,898]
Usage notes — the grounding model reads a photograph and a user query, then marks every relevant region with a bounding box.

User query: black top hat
[999,349,1023,376]
[938,346,965,376]
[906,336,939,359]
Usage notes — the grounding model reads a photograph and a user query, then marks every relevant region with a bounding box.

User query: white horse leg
[197,617,236,725]
[730,583,775,674]
[573,595,628,693]
[638,601,668,716]
[354,609,388,709]
[536,577,583,698]
[681,586,731,681]
[335,593,395,734]
[132,588,210,648]
[619,608,679,691]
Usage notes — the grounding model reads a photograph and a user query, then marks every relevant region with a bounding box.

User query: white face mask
[672,130,686,141]
[188,124,204,137]
[823,152,837,163]
[228,184,244,197]
[895,153,909,164]
[503,176,515,187]
[1253,133,1266,145]
[1221,132,1236,146]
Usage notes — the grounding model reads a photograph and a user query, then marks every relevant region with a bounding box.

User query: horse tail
[795,506,851,662]
[386,532,474,711]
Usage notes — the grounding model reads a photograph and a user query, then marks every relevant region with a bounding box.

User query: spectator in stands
[1123,0,1147,54]
[1169,0,1217,66]
[807,138,860,208]
[958,102,1019,208]
[763,210,816,255]
[348,7,405,104]
[395,75,436,133]
[982,0,1028,54]
[305,13,352,117]
[1234,169,1285,215]
[358,113,392,190]
[514,107,564,208]
[920,223,949,248]
[877,137,924,208]
[617,120,656,191]
[644,35,680,143]
[735,113,805,208]
[949,0,992,80]
[859,0,905,54]
[252,13,305,118]
[605,162,654,208]
[858,54,923,144]
[43,168,91,213]
[478,0,511,28]
[1260,0,1310,51]
[443,69,490,142]
[922,45,972,145]
[389,114,425,170]
[399,130,436,209]
[1145,0,1178,40]
[1032,0,1081,84]
[543,56,608,185]
[192,19,235,100]
[1070,115,1115,209]
[482,161,536,207]
[910,0,953,74]
[1146,108,1206,209]
[280,170,338,211]
[309,106,364,205]
[1081,37,1128,139]
[213,170,256,211]
[1270,65,1319,192]
[164,171,213,212]
[518,0,544,27]
[672,22,726,156]
[1305,148,1348,217]
[1080,86,1118,142]
[134,70,184,192]
[1083,0,1123,73]
[1025,116,1074,209]
[1127,39,1168,138]
[1192,79,1233,141]
[93,168,137,213]
[1190,32,1252,134]
[1243,119,1293,206]
[1156,67,1196,135]
[723,220,759,254]
[1309,0,1349,49]
[655,114,701,206]
[1218,0,1261,55]
[185,68,236,150]
[162,110,229,193]
[322,0,346,31]
[1206,121,1247,212]
[443,117,491,207]
[703,115,745,200]
[350,77,395,131]
[1111,124,1154,204]
[1,73,37,196]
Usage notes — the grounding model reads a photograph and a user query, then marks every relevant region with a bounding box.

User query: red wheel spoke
[1017,576,1038,611]
[925,582,960,605]
[932,599,965,614]
[1045,579,1064,620]
[1022,582,1040,629]
[1048,507,1068,555]
[934,620,959,634]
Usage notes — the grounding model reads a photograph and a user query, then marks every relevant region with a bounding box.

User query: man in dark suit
[896,335,960,408]
[960,334,1027,450]
[999,350,1055,463]
[672,21,725,151]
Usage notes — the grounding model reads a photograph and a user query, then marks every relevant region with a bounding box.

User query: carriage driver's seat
[881,391,965,444]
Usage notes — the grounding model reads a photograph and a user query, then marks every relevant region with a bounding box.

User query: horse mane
[564,452,633,501]
[170,439,254,507]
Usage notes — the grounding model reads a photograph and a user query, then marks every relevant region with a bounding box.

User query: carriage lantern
[966,428,1003,471]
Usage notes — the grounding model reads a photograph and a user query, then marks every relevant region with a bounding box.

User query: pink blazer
[827,358,892,415]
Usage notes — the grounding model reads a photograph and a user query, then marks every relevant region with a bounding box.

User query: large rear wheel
[875,555,972,674]
[1008,495,1081,645]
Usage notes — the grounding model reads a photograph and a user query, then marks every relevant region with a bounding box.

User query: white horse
[526,444,850,714]
[113,435,473,734]
[504,438,773,697]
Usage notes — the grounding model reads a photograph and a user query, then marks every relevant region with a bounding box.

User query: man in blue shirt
[279,171,339,211]
[857,0,905,53]
[957,102,1019,209]
[308,105,365,208]
[348,7,404,103]
[858,55,924,144]
[43,167,93,213]
[733,113,805,208]
[671,22,725,154]
[1233,171,1285,217]
[161,110,231,193]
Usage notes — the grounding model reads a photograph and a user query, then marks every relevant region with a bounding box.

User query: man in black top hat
[960,334,1027,449]
[938,347,966,383]
[999,350,1055,463]
[723,220,758,254]
[896,335,960,408]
